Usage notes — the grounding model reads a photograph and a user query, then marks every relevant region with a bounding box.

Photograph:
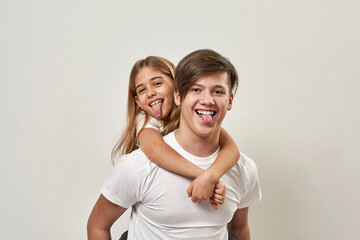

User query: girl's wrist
[203,168,219,184]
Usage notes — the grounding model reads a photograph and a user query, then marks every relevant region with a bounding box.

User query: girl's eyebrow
[135,83,144,90]
[150,76,163,81]
[135,76,163,90]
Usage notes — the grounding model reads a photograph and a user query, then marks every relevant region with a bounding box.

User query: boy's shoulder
[162,130,178,148]
[239,152,257,169]
[236,152,259,183]
[114,148,149,169]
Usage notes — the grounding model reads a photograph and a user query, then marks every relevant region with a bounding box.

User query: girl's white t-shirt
[136,111,163,136]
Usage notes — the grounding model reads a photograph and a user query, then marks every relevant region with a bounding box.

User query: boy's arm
[138,128,204,178]
[227,207,250,240]
[187,128,240,202]
[87,194,127,240]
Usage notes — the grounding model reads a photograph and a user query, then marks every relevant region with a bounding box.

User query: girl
[112,56,240,208]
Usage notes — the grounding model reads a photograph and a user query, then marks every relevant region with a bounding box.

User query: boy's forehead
[191,72,230,90]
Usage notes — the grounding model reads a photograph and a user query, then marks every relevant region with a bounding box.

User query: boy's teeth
[197,110,214,115]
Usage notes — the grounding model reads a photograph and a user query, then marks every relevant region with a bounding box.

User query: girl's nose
[147,88,156,98]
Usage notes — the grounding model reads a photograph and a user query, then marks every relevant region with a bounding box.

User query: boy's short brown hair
[175,49,238,101]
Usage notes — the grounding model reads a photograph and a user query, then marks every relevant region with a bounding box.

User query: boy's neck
[174,127,220,158]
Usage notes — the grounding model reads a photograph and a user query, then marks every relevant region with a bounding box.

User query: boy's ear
[174,91,181,106]
[227,93,233,111]
[134,96,142,109]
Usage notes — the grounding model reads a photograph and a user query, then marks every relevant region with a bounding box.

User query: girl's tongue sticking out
[151,100,163,118]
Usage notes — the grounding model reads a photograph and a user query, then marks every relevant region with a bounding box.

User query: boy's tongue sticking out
[197,111,214,124]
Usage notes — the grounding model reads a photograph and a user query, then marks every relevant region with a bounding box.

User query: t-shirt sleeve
[237,154,262,209]
[100,152,148,208]
[136,111,162,136]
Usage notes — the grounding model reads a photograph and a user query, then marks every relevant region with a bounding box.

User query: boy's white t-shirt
[136,111,163,136]
[101,131,262,240]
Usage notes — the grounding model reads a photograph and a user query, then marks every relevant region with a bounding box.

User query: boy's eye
[214,90,224,95]
[154,82,162,86]
[191,88,201,92]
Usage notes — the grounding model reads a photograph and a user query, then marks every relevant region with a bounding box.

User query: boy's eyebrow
[135,76,163,89]
[213,85,227,90]
[191,83,227,90]
[192,83,204,88]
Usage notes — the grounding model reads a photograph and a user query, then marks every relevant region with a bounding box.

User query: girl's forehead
[136,67,164,81]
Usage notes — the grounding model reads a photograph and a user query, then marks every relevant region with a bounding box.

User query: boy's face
[174,72,233,138]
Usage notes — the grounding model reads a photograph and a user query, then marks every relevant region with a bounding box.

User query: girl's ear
[227,93,233,111]
[134,96,142,109]
[174,91,181,106]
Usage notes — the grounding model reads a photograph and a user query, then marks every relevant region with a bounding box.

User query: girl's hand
[187,171,217,204]
[209,181,226,210]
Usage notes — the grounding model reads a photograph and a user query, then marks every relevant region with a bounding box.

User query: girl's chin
[150,112,163,119]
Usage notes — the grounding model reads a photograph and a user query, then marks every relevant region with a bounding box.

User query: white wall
[1,0,359,239]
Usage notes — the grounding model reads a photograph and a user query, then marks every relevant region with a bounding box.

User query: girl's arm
[139,128,232,207]
[206,128,240,180]
[187,128,240,202]
[138,128,204,178]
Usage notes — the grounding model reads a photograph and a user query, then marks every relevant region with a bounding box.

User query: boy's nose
[200,92,215,105]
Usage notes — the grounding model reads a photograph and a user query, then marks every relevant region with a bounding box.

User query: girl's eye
[154,82,162,86]
[138,88,145,94]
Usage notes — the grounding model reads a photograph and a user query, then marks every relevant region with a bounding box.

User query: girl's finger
[212,194,224,204]
[213,193,224,199]
[214,188,224,194]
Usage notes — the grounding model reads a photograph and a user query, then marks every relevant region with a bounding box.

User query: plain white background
[1,0,359,239]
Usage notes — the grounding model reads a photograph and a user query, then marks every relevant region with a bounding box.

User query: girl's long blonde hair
[111,56,180,164]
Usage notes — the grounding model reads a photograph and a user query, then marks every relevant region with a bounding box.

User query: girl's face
[134,66,175,119]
